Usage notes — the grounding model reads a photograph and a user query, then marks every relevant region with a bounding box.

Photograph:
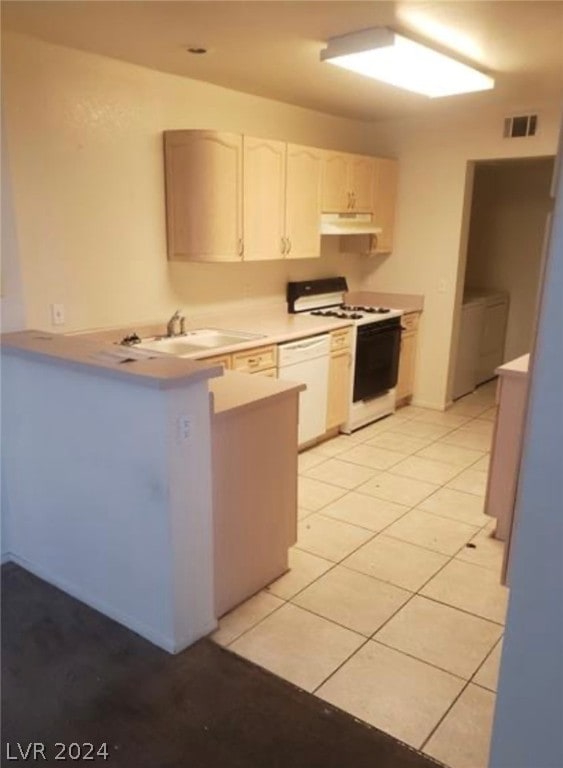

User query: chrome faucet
[166,309,185,337]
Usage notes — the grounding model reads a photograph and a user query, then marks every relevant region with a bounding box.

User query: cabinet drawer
[232,345,277,373]
[200,353,232,370]
[330,327,353,352]
[252,367,277,378]
[401,312,420,333]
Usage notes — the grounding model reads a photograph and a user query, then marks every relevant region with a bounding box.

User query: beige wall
[464,158,554,362]
[1,117,27,332]
[3,31,562,409]
[359,106,561,408]
[1,32,369,332]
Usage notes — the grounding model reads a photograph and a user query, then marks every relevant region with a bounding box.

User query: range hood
[320,212,382,236]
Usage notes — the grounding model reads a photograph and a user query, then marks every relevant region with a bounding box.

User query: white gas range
[287,277,403,433]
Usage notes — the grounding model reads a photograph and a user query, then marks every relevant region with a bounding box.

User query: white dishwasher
[278,334,330,446]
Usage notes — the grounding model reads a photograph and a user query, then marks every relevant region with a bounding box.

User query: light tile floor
[213,380,507,768]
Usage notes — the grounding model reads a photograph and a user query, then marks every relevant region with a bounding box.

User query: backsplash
[168,238,366,316]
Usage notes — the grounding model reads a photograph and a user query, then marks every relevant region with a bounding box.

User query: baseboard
[411,397,448,411]
[7,554,180,653]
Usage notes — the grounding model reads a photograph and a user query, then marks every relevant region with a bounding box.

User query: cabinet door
[326,350,351,429]
[396,331,416,401]
[321,151,350,212]
[164,131,243,261]
[285,144,322,259]
[349,155,374,212]
[372,158,398,254]
[243,137,286,261]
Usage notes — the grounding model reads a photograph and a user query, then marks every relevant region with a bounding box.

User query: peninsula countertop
[1,330,223,389]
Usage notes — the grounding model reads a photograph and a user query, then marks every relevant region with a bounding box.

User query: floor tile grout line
[311,635,374,695]
[410,593,506,628]
[467,634,504,690]
[418,678,473,753]
[222,391,501,735]
[368,636,473,683]
[298,483,494,566]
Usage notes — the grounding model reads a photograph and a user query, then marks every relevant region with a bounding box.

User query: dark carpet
[2,563,444,768]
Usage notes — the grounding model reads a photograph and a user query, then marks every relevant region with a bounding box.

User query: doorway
[449,156,555,401]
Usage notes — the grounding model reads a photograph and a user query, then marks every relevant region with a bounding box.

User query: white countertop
[1,330,223,389]
[210,370,305,416]
[497,354,530,378]
[72,304,354,359]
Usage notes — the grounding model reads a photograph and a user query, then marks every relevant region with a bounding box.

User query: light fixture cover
[321,27,494,98]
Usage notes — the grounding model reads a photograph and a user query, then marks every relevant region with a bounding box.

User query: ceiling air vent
[503,114,538,138]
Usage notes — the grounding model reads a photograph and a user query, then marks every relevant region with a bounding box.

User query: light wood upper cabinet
[165,131,321,262]
[349,155,375,212]
[163,130,394,261]
[321,151,374,213]
[164,131,243,261]
[321,152,349,212]
[243,137,286,261]
[285,144,322,259]
[372,158,398,254]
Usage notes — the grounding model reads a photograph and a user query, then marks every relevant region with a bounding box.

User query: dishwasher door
[278,334,330,445]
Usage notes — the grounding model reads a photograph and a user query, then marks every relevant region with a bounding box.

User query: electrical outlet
[50,303,66,325]
[176,415,191,444]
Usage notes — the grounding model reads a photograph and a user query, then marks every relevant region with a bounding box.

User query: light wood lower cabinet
[396,312,420,405]
[201,353,232,371]
[484,355,529,584]
[199,345,277,376]
[326,328,353,430]
[211,378,299,617]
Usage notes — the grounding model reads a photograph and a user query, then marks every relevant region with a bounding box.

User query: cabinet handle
[350,192,355,210]
[370,233,378,252]
[347,192,352,210]
[281,237,286,255]
[287,238,292,254]
[238,237,244,257]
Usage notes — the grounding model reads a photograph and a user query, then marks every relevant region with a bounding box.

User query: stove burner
[311,309,362,320]
[342,304,391,314]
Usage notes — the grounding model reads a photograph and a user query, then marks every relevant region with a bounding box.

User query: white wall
[1,32,369,333]
[489,131,563,768]
[464,158,554,362]
[359,106,561,408]
[1,352,216,652]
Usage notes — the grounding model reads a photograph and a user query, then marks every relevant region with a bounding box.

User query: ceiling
[2,1,563,122]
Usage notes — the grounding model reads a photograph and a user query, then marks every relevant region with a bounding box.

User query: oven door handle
[358,324,401,338]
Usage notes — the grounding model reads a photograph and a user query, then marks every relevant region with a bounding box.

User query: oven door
[353,319,401,402]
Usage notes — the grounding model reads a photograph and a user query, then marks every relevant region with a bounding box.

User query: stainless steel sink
[134,328,265,356]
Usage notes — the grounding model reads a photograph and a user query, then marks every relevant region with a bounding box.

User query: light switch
[50,303,66,325]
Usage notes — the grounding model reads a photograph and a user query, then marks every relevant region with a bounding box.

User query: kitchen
[2,3,563,768]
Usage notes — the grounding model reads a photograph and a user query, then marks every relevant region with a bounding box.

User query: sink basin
[134,328,265,356]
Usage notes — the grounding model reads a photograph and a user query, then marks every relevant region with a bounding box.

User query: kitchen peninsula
[0,330,303,652]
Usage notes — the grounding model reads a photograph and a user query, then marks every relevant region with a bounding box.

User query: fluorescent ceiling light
[321,27,494,98]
